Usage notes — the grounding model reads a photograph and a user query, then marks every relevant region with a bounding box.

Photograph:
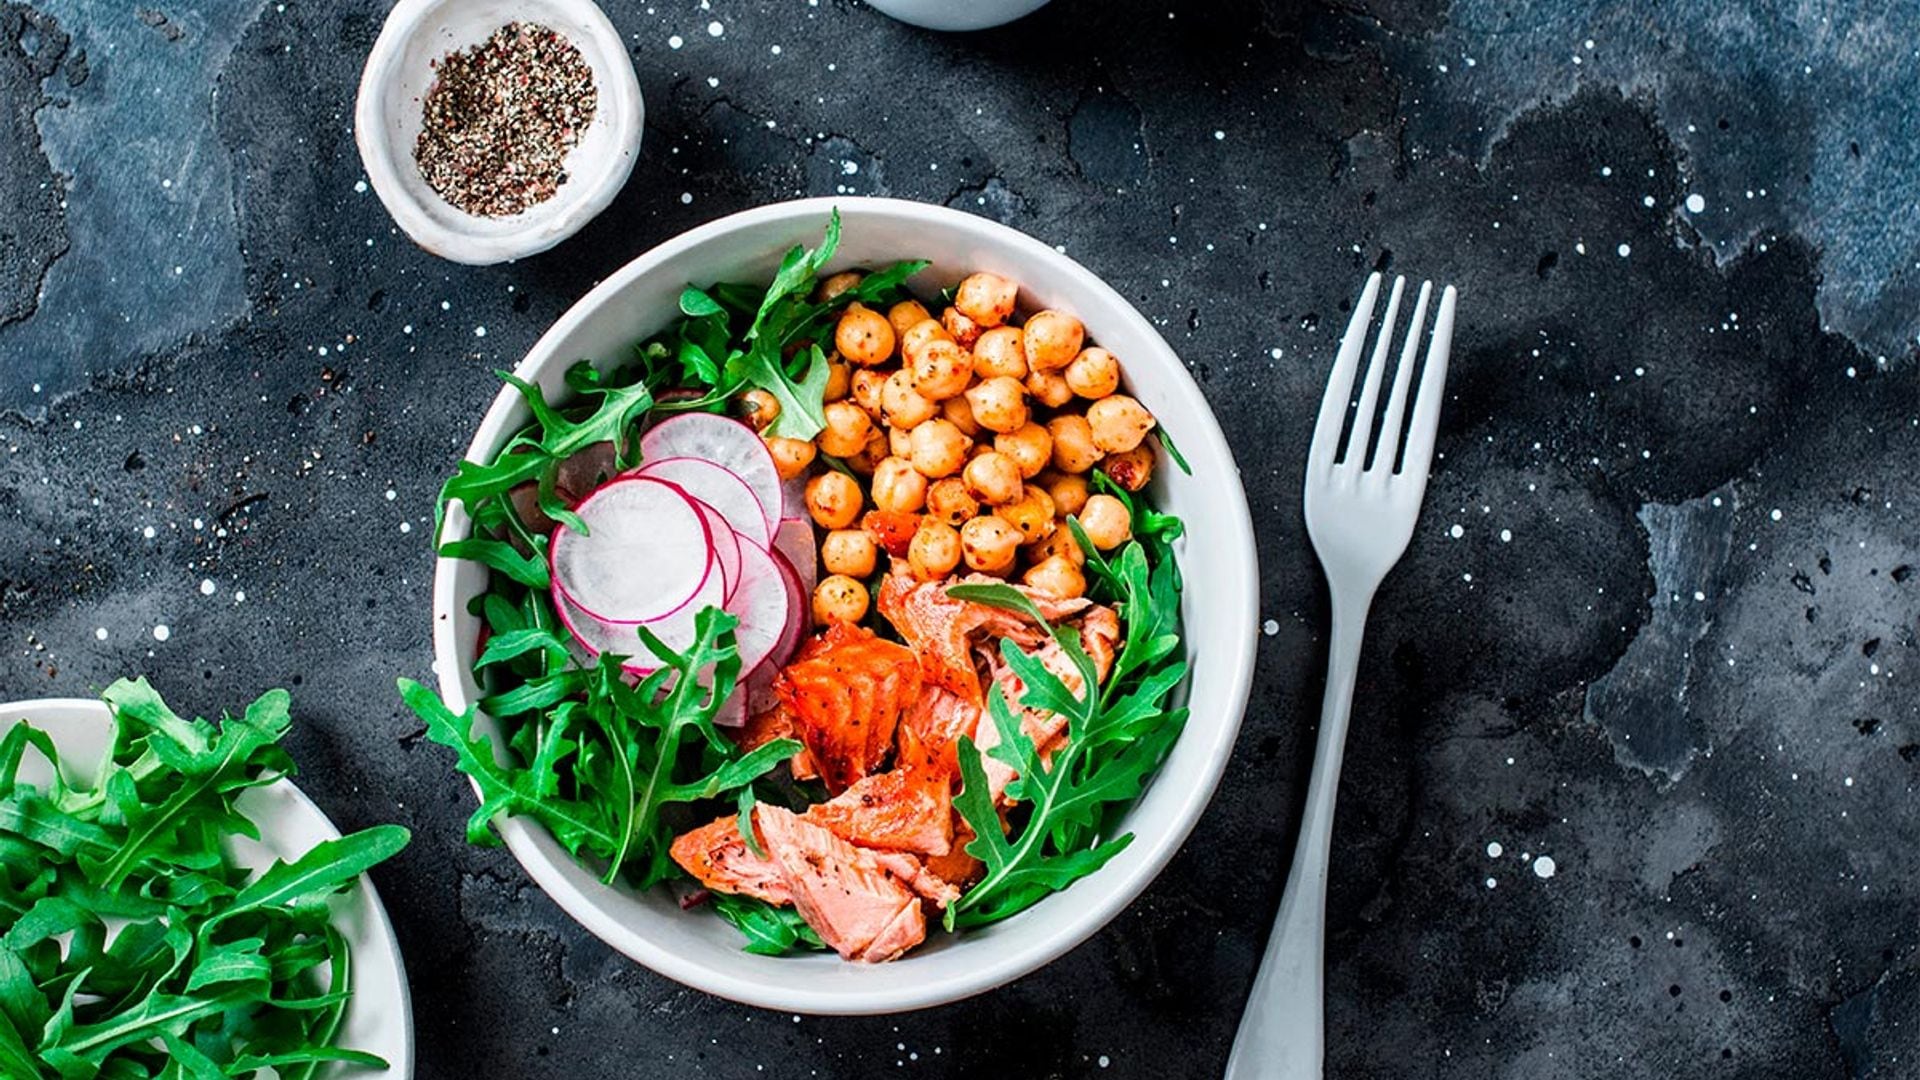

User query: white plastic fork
[1225,273,1458,1078]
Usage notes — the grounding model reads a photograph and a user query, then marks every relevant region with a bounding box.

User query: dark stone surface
[2,1,1916,1076]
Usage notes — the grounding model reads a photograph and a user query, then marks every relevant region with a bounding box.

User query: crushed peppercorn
[414,22,597,218]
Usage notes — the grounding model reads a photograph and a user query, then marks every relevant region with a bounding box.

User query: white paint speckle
[1486,841,1503,858]
[152,625,171,642]
[1449,524,1465,539]
[1499,529,1512,543]
[1098,1056,1110,1069]
[1533,855,1557,879]
[667,34,683,49]
[681,192,694,205]
[1486,877,1498,889]
[707,20,724,36]
[1213,129,1225,141]
[1770,508,1783,521]
[142,525,156,540]
[1262,618,1279,636]
[94,627,108,641]
[1685,193,1706,214]
[199,579,217,596]
[353,179,368,194]
[1617,243,1632,258]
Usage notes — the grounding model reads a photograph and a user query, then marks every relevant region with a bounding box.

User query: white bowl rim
[0,697,416,1075]
[354,0,645,266]
[431,195,1259,1013]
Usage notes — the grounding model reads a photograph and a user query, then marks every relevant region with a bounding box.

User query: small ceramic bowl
[355,0,644,265]
[865,0,1051,31]
[432,197,1260,1014]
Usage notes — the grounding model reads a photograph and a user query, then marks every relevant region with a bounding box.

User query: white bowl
[431,197,1258,1014]
[0,699,414,1076]
[864,0,1051,31]
[355,0,643,265]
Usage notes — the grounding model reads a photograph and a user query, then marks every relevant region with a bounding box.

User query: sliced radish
[641,414,783,531]
[729,539,794,680]
[689,497,743,602]
[771,517,818,600]
[745,548,808,715]
[550,476,716,625]
[638,456,772,549]
[778,473,808,523]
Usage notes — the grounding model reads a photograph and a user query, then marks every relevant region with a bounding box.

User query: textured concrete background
[3,1,1918,1076]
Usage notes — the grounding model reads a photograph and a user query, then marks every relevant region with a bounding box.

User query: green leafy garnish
[0,679,410,1078]
[402,607,801,888]
[942,531,1188,930]
[708,894,826,957]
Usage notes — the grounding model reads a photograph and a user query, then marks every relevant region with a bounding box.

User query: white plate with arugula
[0,682,413,1078]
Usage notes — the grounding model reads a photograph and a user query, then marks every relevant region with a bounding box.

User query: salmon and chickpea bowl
[402,207,1222,974]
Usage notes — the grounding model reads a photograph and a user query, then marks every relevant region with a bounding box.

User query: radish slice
[771,517,818,600]
[641,414,783,531]
[550,476,716,624]
[689,498,743,603]
[778,474,808,523]
[638,456,773,549]
[729,539,793,680]
[745,548,808,715]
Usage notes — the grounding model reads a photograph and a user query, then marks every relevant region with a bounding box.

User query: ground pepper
[414,22,597,218]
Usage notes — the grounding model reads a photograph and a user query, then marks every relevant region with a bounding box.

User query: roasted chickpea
[1022,555,1086,600]
[821,529,878,578]
[887,299,933,342]
[823,359,852,402]
[1102,445,1155,492]
[972,326,1028,380]
[1047,414,1102,474]
[1087,394,1156,453]
[887,423,914,458]
[940,394,981,438]
[765,436,817,481]
[937,305,978,349]
[961,515,1021,575]
[910,340,973,401]
[847,430,888,475]
[1030,524,1086,567]
[816,270,864,303]
[908,520,963,580]
[908,418,971,478]
[806,472,864,530]
[812,574,870,625]
[963,450,1024,506]
[963,376,1029,435]
[1022,310,1085,372]
[926,477,979,526]
[1025,368,1074,408]
[954,272,1018,328]
[871,455,930,514]
[1044,471,1090,518]
[1077,493,1132,550]
[994,421,1053,479]
[851,368,889,415]
[817,400,875,458]
[996,485,1057,545]
[900,318,953,366]
[835,303,896,367]
[736,388,782,432]
[1065,347,1121,399]
[882,369,938,428]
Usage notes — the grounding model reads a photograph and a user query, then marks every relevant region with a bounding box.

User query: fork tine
[1398,285,1457,479]
[1344,276,1404,469]
[1308,273,1381,470]
[1371,280,1432,472]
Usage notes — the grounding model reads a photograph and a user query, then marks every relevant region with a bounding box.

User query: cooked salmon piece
[803,740,953,856]
[668,814,790,906]
[868,849,960,906]
[732,702,819,781]
[877,574,1046,702]
[775,622,921,792]
[923,815,985,889]
[1079,604,1121,684]
[862,510,921,558]
[754,805,927,962]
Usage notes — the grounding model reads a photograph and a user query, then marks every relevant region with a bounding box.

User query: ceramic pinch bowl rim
[0,697,415,1077]
[431,196,1259,1015]
[355,0,644,266]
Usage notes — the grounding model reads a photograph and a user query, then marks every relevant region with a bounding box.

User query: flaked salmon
[754,805,928,962]
[774,622,921,792]
[668,813,789,906]
[733,702,819,781]
[803,725,953,856]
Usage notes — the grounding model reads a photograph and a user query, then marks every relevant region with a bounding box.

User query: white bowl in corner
[355,0,643,265]
[431,197,1260,1014]
[865,0,1050,31]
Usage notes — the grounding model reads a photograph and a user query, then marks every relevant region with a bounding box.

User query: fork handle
[1224,589,1373,1079]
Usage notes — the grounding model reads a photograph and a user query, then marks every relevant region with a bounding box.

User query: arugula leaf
[709,894,827,957]
[944,531,1190,930]
[1,683,409,1078]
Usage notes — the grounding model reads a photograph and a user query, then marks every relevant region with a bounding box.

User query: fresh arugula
[942,519,1188,930]
[0,679,410,1079]
[401,607,802,889]
[708,894,826,957]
